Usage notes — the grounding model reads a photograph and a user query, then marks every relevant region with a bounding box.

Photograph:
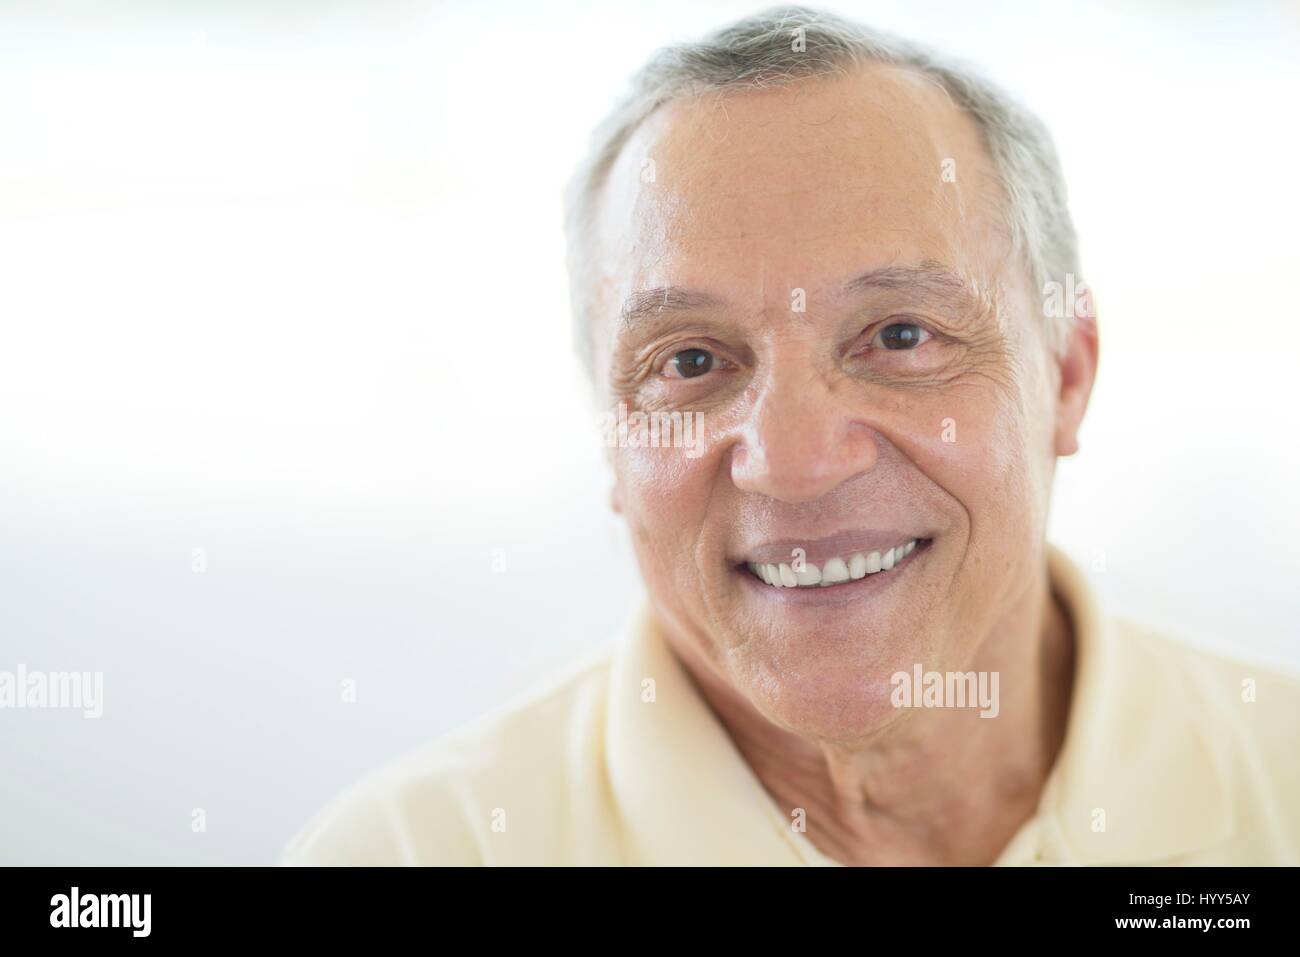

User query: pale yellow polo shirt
[282,545,1300,866]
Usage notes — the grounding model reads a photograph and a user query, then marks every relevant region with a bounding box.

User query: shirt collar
[605,603,815,865]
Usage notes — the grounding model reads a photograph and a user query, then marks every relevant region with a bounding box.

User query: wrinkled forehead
[590,65,1016,331]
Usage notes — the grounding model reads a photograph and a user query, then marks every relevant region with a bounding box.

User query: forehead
[592,65,1013,318]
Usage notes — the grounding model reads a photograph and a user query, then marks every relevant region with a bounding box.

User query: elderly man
[284,7,1300,866]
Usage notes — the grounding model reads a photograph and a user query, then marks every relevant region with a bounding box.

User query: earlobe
[1054,297,1099,458]
[610,481,623,515]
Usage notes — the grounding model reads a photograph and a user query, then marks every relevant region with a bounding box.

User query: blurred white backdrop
[1,0,1297,865]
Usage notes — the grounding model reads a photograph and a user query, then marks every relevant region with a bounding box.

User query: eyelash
[855,319,936,354]
[656,344,731,380]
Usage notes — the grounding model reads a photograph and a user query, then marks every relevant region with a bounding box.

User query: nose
[729,367,879,503]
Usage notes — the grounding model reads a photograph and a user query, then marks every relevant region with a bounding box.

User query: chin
[736,645,926,744]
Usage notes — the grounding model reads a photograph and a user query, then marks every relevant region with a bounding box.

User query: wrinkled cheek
[614,443,721,596]
[922,393,1046,600]
[877,381,1037,527]
[617,441,712,511]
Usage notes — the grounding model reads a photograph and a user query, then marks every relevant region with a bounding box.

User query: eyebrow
[843,262,974,300]
[618,286,723,332]
[616,262,981,332]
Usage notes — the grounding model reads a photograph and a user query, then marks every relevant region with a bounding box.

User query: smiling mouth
[743,538,928,589]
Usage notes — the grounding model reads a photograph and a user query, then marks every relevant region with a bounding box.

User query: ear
[1054,287,1099,457]
[609,480,623,515]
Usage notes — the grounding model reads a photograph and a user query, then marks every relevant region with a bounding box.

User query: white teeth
[750,540,922,589]
[848,553,868,580]
[820,557,850,585]
[793,563,822,586]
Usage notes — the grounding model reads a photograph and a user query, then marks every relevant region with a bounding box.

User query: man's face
[591,67,1079,742]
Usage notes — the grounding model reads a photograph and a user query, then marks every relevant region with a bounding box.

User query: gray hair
[564,5,1081,374]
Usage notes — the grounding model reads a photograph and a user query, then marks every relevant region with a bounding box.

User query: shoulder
[1114,617,1300,722]
[281,645,616,866]
[1112,618,1300,824]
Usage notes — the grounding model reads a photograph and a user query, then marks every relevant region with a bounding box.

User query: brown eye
[875,322,930,350]
[666,348,714,378]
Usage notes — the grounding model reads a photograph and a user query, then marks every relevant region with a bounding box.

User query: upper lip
[734,528,928,567]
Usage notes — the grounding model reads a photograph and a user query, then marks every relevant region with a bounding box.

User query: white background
[1,0,1297,865]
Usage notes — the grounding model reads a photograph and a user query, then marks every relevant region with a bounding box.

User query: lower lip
[735,540,931,606]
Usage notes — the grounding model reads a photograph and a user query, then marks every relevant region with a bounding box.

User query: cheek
[902,371,1055,622]
[882,372,1046,547]
[617,442,711,505]
[614,445,719,573]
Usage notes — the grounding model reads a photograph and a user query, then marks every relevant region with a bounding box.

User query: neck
[668,564,1076,866]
